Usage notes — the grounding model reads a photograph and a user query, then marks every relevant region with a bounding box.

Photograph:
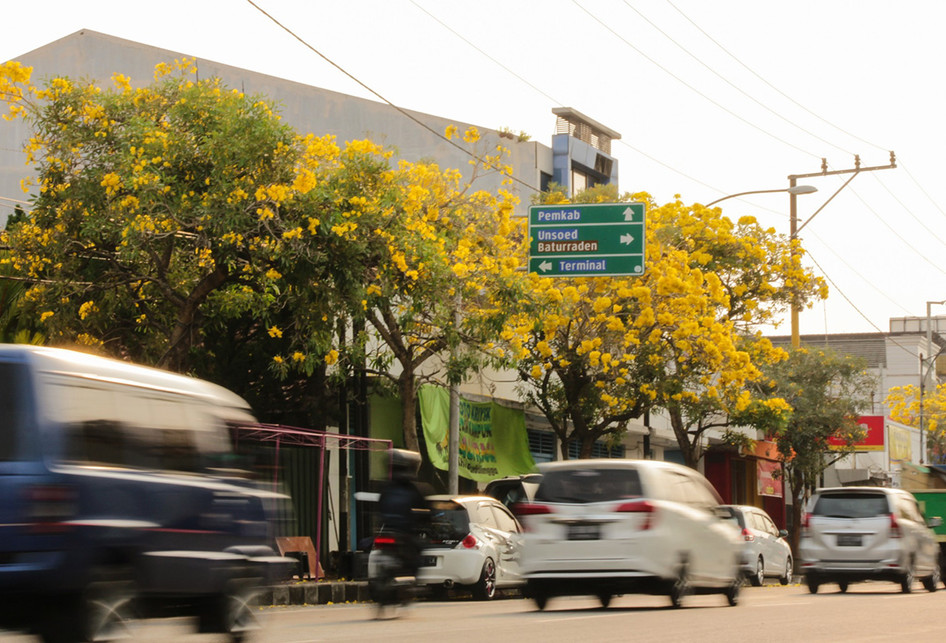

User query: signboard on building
[828,415,885,451]
[528,202,645,277]
[888,424,913,462]
[757,460,783,498]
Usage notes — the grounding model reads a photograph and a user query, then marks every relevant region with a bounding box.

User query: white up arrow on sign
[623,207,636,221]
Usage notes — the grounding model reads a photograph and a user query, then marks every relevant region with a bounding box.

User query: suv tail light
[801,512,812,536]
[741,527,755,542]
[889,513,902,538]
[512,503,553,517]
[615,500,657,530]
[26,484,77,533]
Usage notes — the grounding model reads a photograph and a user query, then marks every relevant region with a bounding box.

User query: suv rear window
[813,492,890,518]
[536,467,642,503]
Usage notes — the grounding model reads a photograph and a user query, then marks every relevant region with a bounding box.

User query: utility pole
[789,152,898,348]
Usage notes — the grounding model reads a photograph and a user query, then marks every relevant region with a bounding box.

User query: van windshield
[536,468,642,503]
[813,493,889,518]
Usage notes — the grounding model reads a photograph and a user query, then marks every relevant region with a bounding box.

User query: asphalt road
[3,580,942,642]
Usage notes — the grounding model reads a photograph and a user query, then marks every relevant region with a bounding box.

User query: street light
[703,184,818,348]
[705,184,817,207]
[920,300,946,464]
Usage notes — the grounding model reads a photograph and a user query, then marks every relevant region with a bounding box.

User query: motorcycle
[367,528,424,618]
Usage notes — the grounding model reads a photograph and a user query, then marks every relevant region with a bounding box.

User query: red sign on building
[827,415,885,451]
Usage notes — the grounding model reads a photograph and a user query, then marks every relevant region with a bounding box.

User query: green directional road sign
[528,202,646,277]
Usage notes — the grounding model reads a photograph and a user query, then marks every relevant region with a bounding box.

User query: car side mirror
[779,529,788,539]
[929,516,943,528]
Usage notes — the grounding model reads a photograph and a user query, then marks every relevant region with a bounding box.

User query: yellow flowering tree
[886,383,946,463]
[499,186,825,463]
[313,127,526,452]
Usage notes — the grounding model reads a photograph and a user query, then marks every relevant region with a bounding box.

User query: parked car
[799,486,942,594]
[0,344,295,642]
[516,459,743,610]
[719,505,793,586]
[484,473,542,509]
[369,494,524,600]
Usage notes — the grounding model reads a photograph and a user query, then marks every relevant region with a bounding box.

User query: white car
[799,486,941,593]
[719,505,793,586]
[517,459,743,609]
[369,495,524,600]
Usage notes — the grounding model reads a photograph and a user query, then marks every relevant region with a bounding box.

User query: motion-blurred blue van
[0,344,293,642]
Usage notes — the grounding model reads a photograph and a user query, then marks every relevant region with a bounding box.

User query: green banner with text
[418,385,536,482]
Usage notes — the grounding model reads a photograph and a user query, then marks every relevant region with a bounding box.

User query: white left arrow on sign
[539,261,553,272]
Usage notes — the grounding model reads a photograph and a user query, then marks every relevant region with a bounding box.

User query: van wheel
[923,562,940,592]
[472,558,496,600]
[725,578,740,606]
[197,585,260,642]
[901,561,914,594]
[597,593,612,608]
[838,581,848,593]
[669,566,690,608]
[39,568,135,643]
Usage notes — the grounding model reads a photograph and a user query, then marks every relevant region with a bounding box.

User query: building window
[567,440,625,460]
[528,429,556,463]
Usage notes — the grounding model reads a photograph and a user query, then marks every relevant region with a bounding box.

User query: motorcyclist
[376,449,430,576]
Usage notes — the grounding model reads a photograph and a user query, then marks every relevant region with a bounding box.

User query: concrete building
[0,29,621,227]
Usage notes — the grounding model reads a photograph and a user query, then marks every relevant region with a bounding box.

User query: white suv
[799,486,942,593]
[517,459,742,609]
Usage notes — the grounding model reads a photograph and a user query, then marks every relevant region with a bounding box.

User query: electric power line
[245,0,541,194]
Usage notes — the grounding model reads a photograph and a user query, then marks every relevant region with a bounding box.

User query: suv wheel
[750,557,764,587]
[806,575,820,594]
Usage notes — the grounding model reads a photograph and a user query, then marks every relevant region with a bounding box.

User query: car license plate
[837,534,862,547]
[420,556,437,567]
[567,523,600,540]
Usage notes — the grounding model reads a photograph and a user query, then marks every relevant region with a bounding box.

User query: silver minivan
[799,486,941,593]
[517,459,742,610]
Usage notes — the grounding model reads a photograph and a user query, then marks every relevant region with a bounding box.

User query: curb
[258,581,370,606]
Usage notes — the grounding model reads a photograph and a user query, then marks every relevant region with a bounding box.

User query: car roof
[814,486,898,495]
[537,458,682,473]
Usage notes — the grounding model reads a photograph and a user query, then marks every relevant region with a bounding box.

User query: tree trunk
[160,265,228,372]
[398,369,419,452]
[787,467,805,555]
[667,406,700,469]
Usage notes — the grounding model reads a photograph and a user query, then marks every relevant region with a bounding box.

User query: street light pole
[787,154,897,348]
[790,177,800,348]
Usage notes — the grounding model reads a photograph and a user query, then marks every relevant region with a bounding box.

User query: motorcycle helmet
[389,448,421,480]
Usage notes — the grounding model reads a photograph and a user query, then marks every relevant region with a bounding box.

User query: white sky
[3,1,945,338]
